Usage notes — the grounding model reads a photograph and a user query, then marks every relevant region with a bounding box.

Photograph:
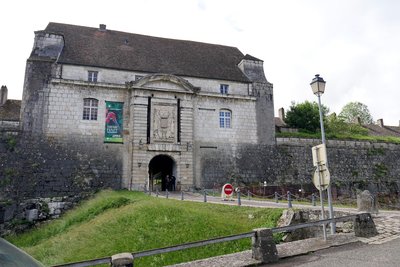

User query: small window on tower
[88,71,98,82]
[220,84,229,94]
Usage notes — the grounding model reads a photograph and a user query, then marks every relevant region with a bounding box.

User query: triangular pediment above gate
[131,74,200,93]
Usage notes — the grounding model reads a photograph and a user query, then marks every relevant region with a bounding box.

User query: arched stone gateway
[148,155,177,191]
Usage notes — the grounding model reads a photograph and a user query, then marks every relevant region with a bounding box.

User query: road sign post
[316,162,327,241]
[263,181,267,196]
[312,166,330,191]
[312,144,327,167]
[222,183,234,201]
[312,144,329,240]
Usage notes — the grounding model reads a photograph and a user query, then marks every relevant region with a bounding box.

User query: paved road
[158,191,400,266]
[158,191,400,244]
[267,237,400,267]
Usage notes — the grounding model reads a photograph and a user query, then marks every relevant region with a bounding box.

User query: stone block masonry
[198,138,400,198]
[2,135,400,235]
[0,133,122,235]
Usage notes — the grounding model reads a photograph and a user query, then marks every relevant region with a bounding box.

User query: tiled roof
[0,100,21,121]
[362,124,400,137]
[243,54,263,62]
[42,23,251,83]
[274,117,287,127]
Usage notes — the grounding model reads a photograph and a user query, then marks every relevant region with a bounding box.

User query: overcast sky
[2,0,400,125]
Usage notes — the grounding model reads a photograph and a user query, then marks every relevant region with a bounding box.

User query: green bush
[326,114,368,136]
[285,101,328,133]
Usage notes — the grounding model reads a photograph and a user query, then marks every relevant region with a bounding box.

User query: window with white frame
[219,109,231,128]
[88,71,98,82]
[220,84,229,94]
[83,98,99,120]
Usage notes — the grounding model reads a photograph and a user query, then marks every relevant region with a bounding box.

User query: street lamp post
[310,74,336,234]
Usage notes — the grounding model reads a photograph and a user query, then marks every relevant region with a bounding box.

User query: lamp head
[310,74,326,96]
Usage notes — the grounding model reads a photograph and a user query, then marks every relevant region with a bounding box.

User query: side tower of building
[21,31,64,135]
[238,55,275,144]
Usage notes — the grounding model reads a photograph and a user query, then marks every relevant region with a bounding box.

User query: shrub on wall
[326,113,368,136]
[284,101,328,133]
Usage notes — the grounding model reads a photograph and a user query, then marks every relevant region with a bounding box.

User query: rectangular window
[220,84,229,94]
[219,110,231,128]
[83,98,98,120]
[88,71,98,82]
[135,75,144,81]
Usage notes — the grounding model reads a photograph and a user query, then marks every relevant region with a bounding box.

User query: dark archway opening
[148,155,176,191]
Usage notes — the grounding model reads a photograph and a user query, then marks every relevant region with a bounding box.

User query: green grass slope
[6,190,283,267]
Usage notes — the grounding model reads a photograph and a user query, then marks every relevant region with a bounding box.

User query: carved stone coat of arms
[152,105,176,143]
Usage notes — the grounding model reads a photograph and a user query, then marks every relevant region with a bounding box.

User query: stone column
[354,213,378,237]
[111,253,134,267]
[252,228,278,263]
[0,85,7,105]
[357,190,378,214]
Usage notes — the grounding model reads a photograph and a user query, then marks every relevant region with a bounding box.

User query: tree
[326,113,368,136]
[338,102,373,124]
[285,101,329,133]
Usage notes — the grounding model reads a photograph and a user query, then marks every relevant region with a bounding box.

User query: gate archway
[148,155,176,191]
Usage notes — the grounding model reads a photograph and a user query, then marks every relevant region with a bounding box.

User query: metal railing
[181,189,310,208]
[154,189,321,209]
[51,213,362,267]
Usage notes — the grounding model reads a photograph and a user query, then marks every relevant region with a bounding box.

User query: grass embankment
[6,190,283,267]
[276,131,400,144]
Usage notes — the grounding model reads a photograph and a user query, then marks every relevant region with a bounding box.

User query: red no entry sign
[223,183,234,196]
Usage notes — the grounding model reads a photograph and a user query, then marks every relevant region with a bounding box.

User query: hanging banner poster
[104,101,124,143]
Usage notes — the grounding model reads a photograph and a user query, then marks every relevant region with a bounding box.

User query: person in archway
[165,174,170,191]
[171,175,176,191]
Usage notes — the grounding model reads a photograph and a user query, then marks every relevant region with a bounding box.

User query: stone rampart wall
[199,138,400,197]
[2,136,400,236]
[0,133,122,235]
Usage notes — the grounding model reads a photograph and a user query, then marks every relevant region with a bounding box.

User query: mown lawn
[6,190,283,267]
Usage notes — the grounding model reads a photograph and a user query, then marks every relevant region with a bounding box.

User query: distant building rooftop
[362,123,400,137]
[0,100,21,122]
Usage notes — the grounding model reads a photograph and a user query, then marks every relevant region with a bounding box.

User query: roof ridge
[46,22,241,51]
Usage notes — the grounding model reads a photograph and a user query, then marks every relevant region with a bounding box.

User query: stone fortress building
[21,22,275,191]
[2,22,400,234]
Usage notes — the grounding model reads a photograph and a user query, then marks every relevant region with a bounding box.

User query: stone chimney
[0,85,7,105]
[377,119,384,127]
[99,24,107,31]
[278,108,285,121]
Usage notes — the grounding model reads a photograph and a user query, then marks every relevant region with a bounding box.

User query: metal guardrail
[52,213,361,267]
[52,232,254,267]
[271,214,357,233]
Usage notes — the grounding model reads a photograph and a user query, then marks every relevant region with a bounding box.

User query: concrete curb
[168,233,358,267]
